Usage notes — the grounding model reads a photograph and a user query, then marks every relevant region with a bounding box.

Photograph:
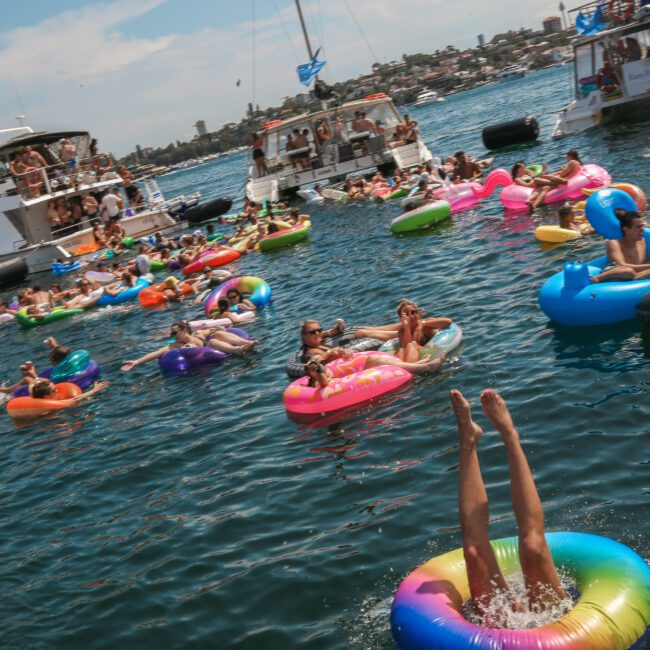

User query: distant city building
[194,120,207,137]
[543,16,562,34]
[478,34,485,48]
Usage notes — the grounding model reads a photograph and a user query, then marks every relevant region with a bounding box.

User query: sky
[0,0,568,156]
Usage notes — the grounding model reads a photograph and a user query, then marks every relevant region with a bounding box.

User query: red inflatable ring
[609,0,634,21]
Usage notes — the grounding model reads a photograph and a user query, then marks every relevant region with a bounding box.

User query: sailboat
[245,0,434,203]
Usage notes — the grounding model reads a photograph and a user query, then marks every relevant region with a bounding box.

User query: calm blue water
[1,67,649,649]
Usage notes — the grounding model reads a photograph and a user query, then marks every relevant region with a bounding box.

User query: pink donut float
[283,352,412,416]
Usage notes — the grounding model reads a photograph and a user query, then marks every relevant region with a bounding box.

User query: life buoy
[363,93,388,101]
[261,119,282,130]
[23,166,44,191]
[96,153,113,174]
[609,0,634,21]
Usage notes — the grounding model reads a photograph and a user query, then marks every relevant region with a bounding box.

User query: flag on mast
[297,48,326,86]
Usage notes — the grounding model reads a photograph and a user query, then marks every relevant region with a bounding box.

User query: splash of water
[462,571,576,630]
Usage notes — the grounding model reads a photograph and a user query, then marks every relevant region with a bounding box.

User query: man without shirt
[591,209,650,283]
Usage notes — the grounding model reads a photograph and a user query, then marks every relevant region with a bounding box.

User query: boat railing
[7,155,120,202]
[569,0,642,25]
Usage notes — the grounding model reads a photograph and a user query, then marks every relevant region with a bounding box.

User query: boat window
[575,43,595,96]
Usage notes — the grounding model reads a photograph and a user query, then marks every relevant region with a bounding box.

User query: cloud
[0,0,564,156]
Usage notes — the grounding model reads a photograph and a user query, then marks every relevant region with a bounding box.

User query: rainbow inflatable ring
[391,532,650,650]
[204,276,271,316]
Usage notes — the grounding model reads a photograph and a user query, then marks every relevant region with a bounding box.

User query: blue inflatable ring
[586,188,638,240]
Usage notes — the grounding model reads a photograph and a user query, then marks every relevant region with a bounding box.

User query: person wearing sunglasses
[121,321,258,371]
[299,320,445,375]
[225,288,256,312]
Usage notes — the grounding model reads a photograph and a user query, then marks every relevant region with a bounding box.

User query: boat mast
[295,0,315,60]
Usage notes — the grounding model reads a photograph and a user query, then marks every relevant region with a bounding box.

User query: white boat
[0,124,176,274]
[412,89,444,106]
[499,65,527,82]
[245,1,433,203]
[245,95,434,203]
[553,3,650,139]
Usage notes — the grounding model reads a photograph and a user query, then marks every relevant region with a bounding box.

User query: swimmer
[591,209,650,282]
[558,204,593,234]
[450,389,566,624]
[538,150,582,187]
[208,298,243,324]
[121,320,258,371]
[225,288,256,312]
[64,280,104,309]
[105,272,137,296]
[299,320,445,373]
[30,378,109,402]
[511,163,549,209]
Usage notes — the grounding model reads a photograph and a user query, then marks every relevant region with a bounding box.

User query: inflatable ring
[258,224,310,252]
[73,242,102,256]
[158,328,249,373]
[7,382,81,419]
[15,306,85,329]
[379,323,463,359]
[138,281,194,307]
[97,277,151,306]
[182,248,240,276]
[391,201,451,233]
[391,531,650,650]
[52,261,82,276]
[586,188,638,239]
[583,182,647,212]
[283,351,412,416]
[204,276,271,316]
[535,225,581,243]
[609,0,634,21]
[13,359,100,397]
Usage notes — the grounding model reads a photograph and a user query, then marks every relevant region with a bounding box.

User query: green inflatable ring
[388,187,409,200]
[149,259,166,273]
[528,164,544,177]
[122,236,135,249]
[52,350,91,382]
[15,307,85,330]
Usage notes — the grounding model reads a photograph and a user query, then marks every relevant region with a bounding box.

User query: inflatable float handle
[563,261,590,290]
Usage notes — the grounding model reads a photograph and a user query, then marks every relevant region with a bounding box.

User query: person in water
[511,163,550,209]
[537,150,581,188]
[450,389,567,624]
[299,319,446,374]
[591,209,650,282]
[121,320,258,371]
[225,288,256,312]
[31,378,109,402]
[558,204,593,234]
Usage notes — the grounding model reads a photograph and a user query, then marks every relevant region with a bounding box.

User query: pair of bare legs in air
[450,389,566,619]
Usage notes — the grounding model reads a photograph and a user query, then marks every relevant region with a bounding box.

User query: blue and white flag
[575,3,608,36]
[297,48,326,87]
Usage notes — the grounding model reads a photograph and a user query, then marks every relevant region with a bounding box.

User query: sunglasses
[307,328,323,335]
[406,309,418,315]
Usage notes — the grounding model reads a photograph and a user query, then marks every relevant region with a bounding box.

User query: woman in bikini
[450,389,567,624]
[121,320,258,371]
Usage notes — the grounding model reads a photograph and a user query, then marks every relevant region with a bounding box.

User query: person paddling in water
[450,389,567,624]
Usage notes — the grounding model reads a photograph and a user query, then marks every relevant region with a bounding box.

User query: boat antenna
[295,0,315,60]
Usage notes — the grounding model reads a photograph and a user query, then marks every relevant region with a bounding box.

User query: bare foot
[450,389,483,449]
[480,389,519,444]
[242,339,259,350]
[423,352,446,372]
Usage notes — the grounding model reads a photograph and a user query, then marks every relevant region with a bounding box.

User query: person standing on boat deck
[294,129,311,170]
[82,192,100,225]
[361,112,376,135]
[56,198,72,231]
[352,111,366,133]
[45,199,62,234]
[374,120,385,136]
[117,165,133,188]
[59,139,77,169]
[24,146,47,170]
[99,187,123,224]
[251,132,267,178]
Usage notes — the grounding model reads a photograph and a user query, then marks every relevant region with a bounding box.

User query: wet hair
[32,285,42,292]
[217,298,231,313]
[50,345,71,364]
[454,151,465,160]
[567,149,581,162]
[615,208,641,230]
[511,162,525,179]
[558,205,573,219]
[32,380,55,399]
[227,288,242,300]
[418,179,427,190]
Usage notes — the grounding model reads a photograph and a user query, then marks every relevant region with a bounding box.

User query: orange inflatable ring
[138,281,194,307]
[23,166,44,190]
[6,382,81,419]
[96,153,113,174]
[73,242,102,256]
[609,0,634,21]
